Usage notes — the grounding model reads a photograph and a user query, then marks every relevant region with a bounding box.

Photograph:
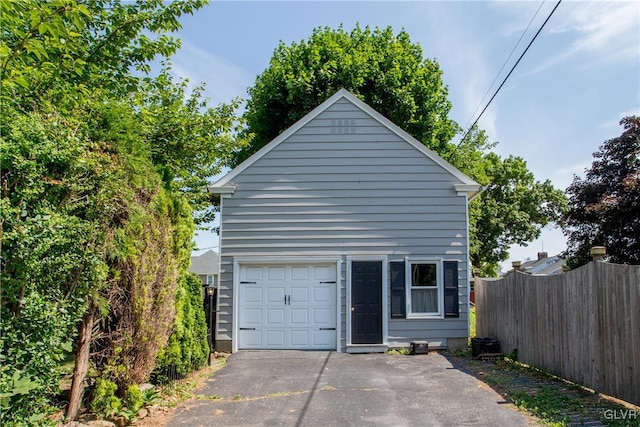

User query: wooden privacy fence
[476,261,640,406]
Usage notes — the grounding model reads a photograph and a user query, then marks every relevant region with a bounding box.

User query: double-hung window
[406,260,442,318]
[390,259,459,319]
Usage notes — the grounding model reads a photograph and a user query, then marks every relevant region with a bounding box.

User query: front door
[351,261,383,344]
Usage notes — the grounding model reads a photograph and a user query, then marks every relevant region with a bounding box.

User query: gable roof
[209,88,482,199]
[189,250,219,275]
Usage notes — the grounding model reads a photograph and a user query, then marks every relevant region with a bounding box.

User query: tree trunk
[66,299,96,420]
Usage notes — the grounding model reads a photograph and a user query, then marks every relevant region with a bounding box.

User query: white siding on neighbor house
[216,98,469,347]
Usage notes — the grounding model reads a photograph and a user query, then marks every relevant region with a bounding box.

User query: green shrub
[123,384,143,413]
[91,378,122,418]
[154,274,209,382]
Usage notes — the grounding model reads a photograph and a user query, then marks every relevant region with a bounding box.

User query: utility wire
[460,0,547,132]
[449,0,563,159]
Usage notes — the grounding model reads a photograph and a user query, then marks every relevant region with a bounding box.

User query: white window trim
[405,257,444,319]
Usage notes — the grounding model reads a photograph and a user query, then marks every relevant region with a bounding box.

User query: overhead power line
[450,0,563,157]
[461,0,547,132]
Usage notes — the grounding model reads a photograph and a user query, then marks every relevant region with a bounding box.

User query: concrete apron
[169,350,527,427]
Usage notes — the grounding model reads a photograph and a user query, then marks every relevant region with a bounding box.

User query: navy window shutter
[444,261,459,318]
[390,261,406,318]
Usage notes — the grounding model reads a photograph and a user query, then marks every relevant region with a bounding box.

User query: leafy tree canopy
[1,0,238,422]
[563,116,640,268]
[236,24,567,275]
[234,25,457,166]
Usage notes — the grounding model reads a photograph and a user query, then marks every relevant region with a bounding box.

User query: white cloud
[499,1,640,75]
[599,109,640,129]
[171,39,254,106]
[420,4,499,139]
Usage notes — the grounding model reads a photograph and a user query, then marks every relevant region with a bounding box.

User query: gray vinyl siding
[215,98,470,348]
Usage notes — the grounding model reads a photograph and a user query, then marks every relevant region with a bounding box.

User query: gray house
[189,249,220,287]
[208,89,482,353]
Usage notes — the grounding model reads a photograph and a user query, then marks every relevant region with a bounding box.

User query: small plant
[387,347,410,355]
[142,388,160,406]
[123,384,143,413]
[91,378,122,419]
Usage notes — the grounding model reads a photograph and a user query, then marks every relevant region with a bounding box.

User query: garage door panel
[266,330,285,347]
[313,265,334,281]
[243,287,262,303]
[266,308,285,325]
[268,266,285,280]
[243,267,263,281]
[290,308,309,324]
[291,266,310,280]
[267,286,286,303]
[290,330,310,346]
[313,285,333,302]
[313,330,335,346]
[290,286,309,302]
[313,308,334,324]
[240,330,262,347]
[242,308,263,325]
[238,263,337,350]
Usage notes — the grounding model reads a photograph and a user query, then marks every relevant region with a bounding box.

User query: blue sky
[172,1,640,272]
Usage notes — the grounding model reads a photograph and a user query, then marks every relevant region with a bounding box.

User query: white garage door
[238,264,337,350]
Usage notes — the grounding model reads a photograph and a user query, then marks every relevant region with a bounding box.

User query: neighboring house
[520,252,565,275]
[208,89,482,353]
[189,250,220,287]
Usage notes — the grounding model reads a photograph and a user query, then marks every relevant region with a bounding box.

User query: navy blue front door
[351,261,383,344]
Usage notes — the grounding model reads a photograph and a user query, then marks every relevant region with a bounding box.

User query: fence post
[590,246,606,262]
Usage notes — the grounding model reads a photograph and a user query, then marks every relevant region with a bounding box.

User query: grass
[446,352,640,427]
[156,355,228,408]
[461,306,639,426]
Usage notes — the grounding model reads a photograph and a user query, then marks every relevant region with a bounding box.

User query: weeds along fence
[476,261,640,406]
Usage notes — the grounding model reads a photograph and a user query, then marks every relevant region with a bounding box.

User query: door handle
[351,307,355,312]
[287,295,291,305]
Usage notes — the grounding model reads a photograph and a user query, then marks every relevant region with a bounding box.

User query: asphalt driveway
[169,351,528,426]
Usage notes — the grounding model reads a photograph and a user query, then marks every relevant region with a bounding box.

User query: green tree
[465,148,567,274]
[563,116,640,269]
[1,0,237,423]
[155,274,210,382]
[234,25,457,166]
[234,25,567,275]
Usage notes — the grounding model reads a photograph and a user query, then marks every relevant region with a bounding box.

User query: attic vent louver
[331,119,356,134]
